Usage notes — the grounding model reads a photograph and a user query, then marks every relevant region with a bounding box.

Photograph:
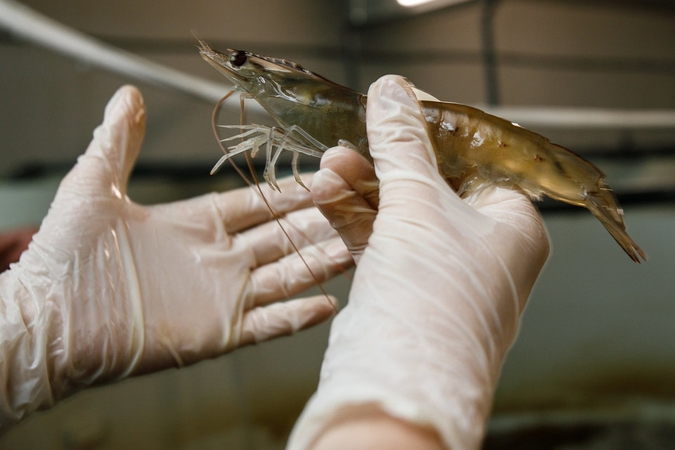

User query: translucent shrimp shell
[199,41,645,262]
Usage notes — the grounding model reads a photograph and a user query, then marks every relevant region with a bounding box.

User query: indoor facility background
[1,0,674,448]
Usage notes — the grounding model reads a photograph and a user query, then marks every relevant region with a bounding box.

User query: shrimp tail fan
[585,188,647,263]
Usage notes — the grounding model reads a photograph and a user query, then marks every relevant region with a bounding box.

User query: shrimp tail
[585,189,647,263]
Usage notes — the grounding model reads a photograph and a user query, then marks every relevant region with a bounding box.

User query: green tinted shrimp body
[199,41,645,263]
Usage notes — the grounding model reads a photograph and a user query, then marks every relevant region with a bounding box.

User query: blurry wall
[1,0,675,448]
[3,0,675,178]
[1,0,350,178]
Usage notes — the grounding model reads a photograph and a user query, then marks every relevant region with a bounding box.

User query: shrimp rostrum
[198,40,646,263]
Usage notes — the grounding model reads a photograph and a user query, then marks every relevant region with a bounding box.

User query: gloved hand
[0,85,351,429]
[290,75,550,449]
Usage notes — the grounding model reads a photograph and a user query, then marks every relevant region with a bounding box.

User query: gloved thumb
[64,85,146,198]
[366,75,441,186]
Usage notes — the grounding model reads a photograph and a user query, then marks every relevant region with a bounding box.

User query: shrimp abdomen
[422,100,646,262]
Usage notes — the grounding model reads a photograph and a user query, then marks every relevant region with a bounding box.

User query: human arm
[0,85,352,429]
[290,75,550,449]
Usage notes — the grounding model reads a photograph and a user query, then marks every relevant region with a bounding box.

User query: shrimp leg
[265,124,329,191]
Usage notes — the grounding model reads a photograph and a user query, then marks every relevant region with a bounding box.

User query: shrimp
[198,40,646,263]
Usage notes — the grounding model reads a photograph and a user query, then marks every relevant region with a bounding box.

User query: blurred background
[1,0,674,448]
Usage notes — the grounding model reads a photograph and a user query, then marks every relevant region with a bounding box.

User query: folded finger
[213,174,317,234]
[238,295,338,346]
[242,206,339,267]
[317,146,379,209]
[250,237,352,306]
[311,167,376,263]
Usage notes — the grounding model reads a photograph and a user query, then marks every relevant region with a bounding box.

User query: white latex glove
[0,85,352,429]
[290,75,550,449]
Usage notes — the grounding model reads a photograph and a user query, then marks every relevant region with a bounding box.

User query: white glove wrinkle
[359,245,492,372]
[370,212,499,362]
[206,192,236,250]
[0,270,54,427]
[109,226,144,379]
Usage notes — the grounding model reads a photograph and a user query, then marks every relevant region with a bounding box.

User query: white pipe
[482,106,675,130]
[0,0,238,106]
[1,0,675,130]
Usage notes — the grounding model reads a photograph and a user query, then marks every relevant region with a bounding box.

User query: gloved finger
[467,185,541,226]
[249,236,351,306]
[315,146,379,210]
[311,148,378,263]
[242,206,339,267]
[239,295,338,346]
[63,85,146,198]
[466,186,550,261]
[366,75,442,185]
[213,174,316,234]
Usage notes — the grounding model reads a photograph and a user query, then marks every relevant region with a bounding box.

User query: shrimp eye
[229,51,247,67]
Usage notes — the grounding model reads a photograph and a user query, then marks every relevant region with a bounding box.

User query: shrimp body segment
[198,41,645,262]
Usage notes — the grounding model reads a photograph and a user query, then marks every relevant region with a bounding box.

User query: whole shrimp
[198,40,646,263]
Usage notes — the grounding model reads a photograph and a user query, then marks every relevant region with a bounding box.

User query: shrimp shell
[198,41,646,263]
